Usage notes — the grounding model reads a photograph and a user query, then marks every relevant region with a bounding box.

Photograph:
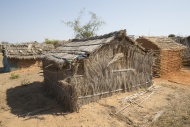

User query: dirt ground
[0,63,190,127]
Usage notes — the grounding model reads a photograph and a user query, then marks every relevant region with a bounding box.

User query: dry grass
[10,73,20,79]
[151,85,190,127]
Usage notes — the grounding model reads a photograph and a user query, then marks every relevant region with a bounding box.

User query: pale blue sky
[0,0,190,43]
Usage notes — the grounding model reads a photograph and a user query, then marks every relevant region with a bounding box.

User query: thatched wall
[43,31,153,112]
[136,38,159,50]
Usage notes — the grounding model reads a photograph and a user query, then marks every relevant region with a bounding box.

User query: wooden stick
[45,64,53,68]
[73,75,84,78]
[168,80,188,86]
[125,92,154,115]
[152,111,164,122]
[115,95,147,115]
[79,81,152,99]
[120,85,154,101]
[112,69,135,73]
[122,90,148,101]
[115,103,132,115]
[78,89,123,99]
[128,99,144,108]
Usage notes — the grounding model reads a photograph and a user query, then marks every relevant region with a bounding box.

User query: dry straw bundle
[136,36,187,77]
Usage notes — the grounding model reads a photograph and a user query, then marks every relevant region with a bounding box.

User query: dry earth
[0,57,190,127]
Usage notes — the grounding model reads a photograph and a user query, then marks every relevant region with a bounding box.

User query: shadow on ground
[6,81,65,117]
[0,67,3,73]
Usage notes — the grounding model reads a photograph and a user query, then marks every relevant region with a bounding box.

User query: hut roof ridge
[44,30,151,67]
[140,36,187,50]
[3,43,54,59]
[70,30,126,42]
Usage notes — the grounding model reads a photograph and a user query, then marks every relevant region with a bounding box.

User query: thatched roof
[3,43,54,59]
[44,30,148,67]
[138,36,186,50]
[0,42,9,50]
[171,36,190,46]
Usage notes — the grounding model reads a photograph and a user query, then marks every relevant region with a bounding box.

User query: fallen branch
[115,103,131,115]
[168,80,187,86]
[122,90,148,101]
[45,64,53,68]
[128,99,144,108]
[152,111,164,122]
[115,95,148,115]
[125,92,154,115]
[120,85,159,101]
[117,85,161,115]
[112,68,135,73]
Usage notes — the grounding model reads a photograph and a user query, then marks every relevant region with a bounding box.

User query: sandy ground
[163,67,190,85]
[0,63,190,127]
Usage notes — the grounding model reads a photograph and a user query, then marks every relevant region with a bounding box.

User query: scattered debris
[116,85,162,115]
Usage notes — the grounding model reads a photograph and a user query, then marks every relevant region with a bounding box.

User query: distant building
[170,36,190,66]
[0,42,9,51]
[128,35,136,41]
[2,43,54,72]
[136,36,187,77]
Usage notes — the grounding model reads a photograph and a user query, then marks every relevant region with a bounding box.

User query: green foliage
[44,38,58,46]
[168,34,175,37]
[10,73,19,79]
[64,9,105,39]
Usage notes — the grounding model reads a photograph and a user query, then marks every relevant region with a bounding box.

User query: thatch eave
[3,43,54,60]
[43,30,153,68]
[139,36,187,50]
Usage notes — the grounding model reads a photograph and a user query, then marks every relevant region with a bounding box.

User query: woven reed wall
[152,50,161,78]
[43,39,153,112]
[160,50,182,76]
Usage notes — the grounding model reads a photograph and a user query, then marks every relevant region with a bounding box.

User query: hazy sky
[0,0,190,43]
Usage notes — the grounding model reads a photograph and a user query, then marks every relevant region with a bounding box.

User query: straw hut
[2,43,54,72]
[42,30,153,112]
[136,36,187,77]
[171,36,190,66]
[0,42,9,52]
